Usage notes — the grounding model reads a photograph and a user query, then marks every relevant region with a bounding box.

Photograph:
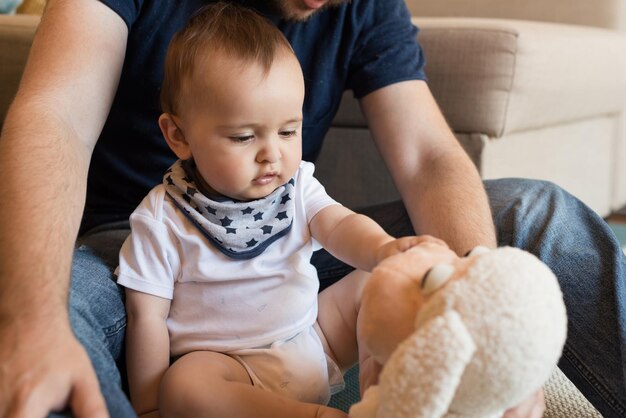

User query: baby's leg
[159,350,347,418]
[316,270,382,395]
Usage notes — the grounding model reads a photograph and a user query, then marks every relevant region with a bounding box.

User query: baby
[116,3,426,417]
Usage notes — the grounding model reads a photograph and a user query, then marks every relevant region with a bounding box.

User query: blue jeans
[60,178,626,418]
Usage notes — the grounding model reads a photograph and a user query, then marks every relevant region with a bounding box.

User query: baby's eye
[279,130,297,138]
[229,135,254,143]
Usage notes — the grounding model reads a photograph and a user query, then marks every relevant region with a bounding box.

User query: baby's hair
[160,1,295,115]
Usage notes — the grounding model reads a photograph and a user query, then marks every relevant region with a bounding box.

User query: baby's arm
[310,204,422,272]
[125,288,171,417]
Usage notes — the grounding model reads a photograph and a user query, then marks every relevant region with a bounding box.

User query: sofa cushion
[421,18,626,137]
[333,18,626,140]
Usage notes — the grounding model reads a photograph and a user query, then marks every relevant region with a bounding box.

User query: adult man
[0,0,624,417]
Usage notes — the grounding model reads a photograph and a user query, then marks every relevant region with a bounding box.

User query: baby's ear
[159,113,192,160]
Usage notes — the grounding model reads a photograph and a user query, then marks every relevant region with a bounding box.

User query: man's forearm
[402,146,496,255]
[0,102,90,322]
[0,2,127,415]
[360,81,496,256]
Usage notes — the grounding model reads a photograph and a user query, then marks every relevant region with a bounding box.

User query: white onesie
[116,161,345,402]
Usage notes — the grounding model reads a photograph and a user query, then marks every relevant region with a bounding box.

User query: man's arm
[359,80,497,256]
[0,0,127,415]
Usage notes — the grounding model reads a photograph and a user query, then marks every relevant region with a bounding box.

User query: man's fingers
[3,369,107,418]
[0,325,110,418]
[69,370,109,418]
[5,378,65,418]
[4,385,35,418]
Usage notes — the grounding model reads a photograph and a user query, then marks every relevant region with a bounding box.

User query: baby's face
[359,239,481,364]
[174,51,305,201]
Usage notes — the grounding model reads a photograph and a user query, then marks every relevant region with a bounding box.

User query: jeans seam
[103,316,126,338]
[563,345,626,416]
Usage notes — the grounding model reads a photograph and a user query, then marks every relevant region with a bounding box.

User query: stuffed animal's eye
[421,264,455,295]
[464,245,491,257]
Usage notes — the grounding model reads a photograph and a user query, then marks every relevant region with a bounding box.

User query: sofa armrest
[0,14,39,127]
[333,18,626,139]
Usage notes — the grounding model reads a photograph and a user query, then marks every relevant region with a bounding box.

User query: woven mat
[544,368,601,418]
[330,366,602,417]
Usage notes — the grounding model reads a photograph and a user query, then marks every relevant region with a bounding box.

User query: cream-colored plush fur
[350,247,567,418]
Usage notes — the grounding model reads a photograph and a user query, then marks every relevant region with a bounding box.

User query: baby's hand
[376,235,447,265]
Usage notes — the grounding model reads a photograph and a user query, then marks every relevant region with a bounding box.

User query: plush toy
[350,246,567,418]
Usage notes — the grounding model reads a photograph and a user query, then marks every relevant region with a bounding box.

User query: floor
[607,205,626,224]
[606,206,626,253]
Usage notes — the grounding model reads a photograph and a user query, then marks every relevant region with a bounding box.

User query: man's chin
[265,0,347,22]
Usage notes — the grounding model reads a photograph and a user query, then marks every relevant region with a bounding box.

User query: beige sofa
[0,13,36,126]
[317,0,626,218]
[0,3,617,416]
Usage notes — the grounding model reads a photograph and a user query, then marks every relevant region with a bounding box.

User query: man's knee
[485,178,569,217]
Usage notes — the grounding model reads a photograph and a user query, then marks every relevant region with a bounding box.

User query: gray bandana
[164,159,295,260]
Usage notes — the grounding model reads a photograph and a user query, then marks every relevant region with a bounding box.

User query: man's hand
[0,319,108,418]
[503,389,545,418]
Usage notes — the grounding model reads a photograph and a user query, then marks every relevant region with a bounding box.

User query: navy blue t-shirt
[83,0,426,231]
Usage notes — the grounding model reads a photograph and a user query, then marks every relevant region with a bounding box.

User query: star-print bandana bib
[163,159,295,260]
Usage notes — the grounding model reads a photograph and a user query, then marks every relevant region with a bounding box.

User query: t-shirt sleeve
[298,161,340,224]
[116,190,180,299]
[347,0,426,99]
[98,0,143,28]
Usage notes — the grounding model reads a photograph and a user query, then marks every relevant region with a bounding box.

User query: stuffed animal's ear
[377,310,476,418]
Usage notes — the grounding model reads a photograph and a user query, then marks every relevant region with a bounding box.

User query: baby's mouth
[254,172,278,185]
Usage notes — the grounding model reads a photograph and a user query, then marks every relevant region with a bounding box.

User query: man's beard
[262,0,348,21]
